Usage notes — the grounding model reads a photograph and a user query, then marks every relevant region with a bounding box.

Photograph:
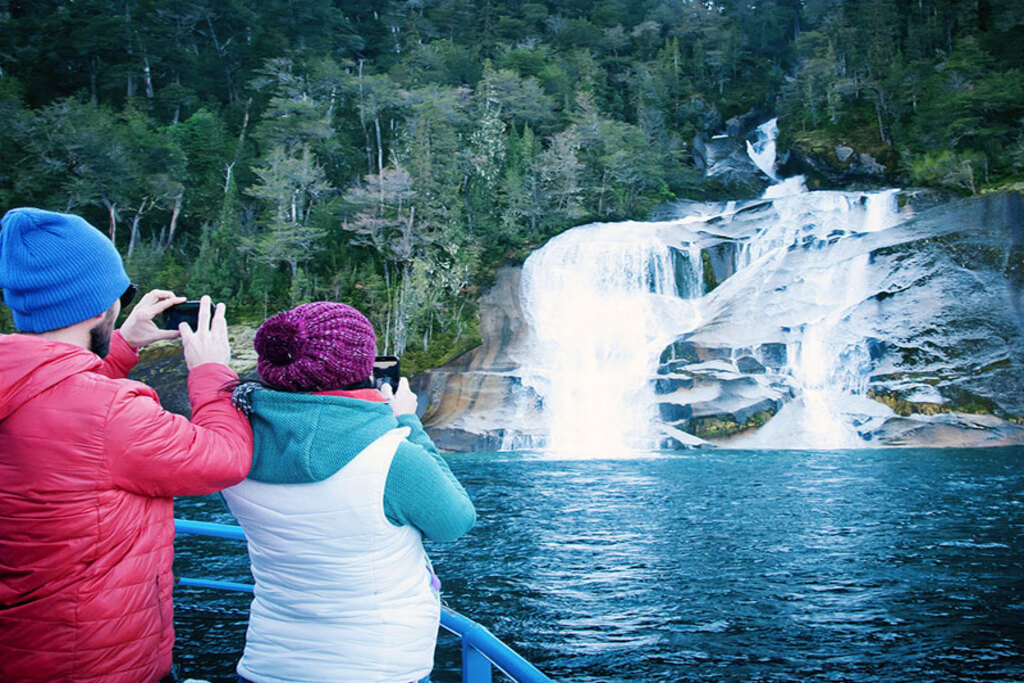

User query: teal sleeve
[396,414,440,456]
[383,419,476,542]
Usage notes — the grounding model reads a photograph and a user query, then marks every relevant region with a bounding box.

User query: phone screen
[161,301,201,330]
[372,356,400,391]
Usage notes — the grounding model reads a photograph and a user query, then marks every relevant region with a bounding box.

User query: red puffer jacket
[0,332,253,683]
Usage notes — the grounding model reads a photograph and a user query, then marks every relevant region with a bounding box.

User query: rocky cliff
[417,192,1024,451]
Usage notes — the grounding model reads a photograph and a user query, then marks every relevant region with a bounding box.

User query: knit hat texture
[254,301,377,391]
[0,207,131,332]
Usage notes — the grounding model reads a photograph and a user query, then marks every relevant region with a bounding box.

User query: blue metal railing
[174,518,552,683]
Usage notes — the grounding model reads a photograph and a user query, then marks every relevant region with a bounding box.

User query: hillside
[1,1,1021,367]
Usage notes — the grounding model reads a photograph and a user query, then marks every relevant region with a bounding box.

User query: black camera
[372,356,401,391]
[161,301,203,330]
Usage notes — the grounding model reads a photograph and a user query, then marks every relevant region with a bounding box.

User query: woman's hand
[380,377,418,416]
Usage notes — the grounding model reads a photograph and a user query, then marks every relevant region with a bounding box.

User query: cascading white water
[782,189,900,448]
[516,224,703,455]
[511,121,907,451]
[746,118,779,181]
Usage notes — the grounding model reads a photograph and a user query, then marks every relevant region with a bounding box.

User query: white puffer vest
[223,427,439,683]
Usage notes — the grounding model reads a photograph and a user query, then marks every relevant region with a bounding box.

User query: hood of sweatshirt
[236,384,400,484]
[0,334,104,421]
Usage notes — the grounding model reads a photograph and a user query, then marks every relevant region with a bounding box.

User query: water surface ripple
[174,447,1024,682]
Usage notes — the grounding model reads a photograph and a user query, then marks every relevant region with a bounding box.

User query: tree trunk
[172,74,182,124]
[127,206,144,258]
[375,116,384,176]
[124,1,135,99]
[358,60,374,175]
[143,56,155,99]
[464,175,473,233]
[90,57,99,104]
[869,84,890,145]
[394,261,412,356]
[205,15,237,103]
[106,202,118,243]
[236,99,252,154]
[224,162,235,194]
[165,192,183,247]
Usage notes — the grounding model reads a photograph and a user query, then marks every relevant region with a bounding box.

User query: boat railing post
[461,641,494,683]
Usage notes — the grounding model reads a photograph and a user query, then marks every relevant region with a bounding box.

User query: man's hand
[180,296,232,370]
[380,377,418,417]
[119,290,186,349]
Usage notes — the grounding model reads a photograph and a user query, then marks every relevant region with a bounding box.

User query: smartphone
[161,301,202,330]
[372,356,401,391]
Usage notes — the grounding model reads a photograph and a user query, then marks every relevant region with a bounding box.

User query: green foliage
[1,0,1021,370]
[909,150,986,195]
[0,305,14,335]
[781,2,1024,191]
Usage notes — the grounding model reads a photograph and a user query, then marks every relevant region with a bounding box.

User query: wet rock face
[858,193,1024,425]
[417,192,1024,451]
[654,192,1024,448]
[694,133,771,198]
[128,344,192,416]
[865,412,1024,448]
[693,130,773,198]
[654,346,792,441]
[413,267,546,451]
[778,142,893,190]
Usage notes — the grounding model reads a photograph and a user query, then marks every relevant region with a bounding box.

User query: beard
[89,308,116,358]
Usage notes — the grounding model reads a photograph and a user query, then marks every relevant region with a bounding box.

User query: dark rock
[668,247,705,298]
[736,356,766,374]
[693,131,771,198]
[654,376,694,394]
[862,412,1024,448]
[128,344,192,416]
[702,242,742,291]
[429,427,511,453]
[688,398,779,439]
[757,343,787,369]
[777,141,893,190]
[659,434,715,450]
[658,402,693,422]
[660,340,700,364]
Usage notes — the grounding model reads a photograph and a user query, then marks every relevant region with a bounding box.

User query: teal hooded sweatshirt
[234,383,475,542]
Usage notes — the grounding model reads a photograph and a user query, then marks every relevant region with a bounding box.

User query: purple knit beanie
[254,302,377,391]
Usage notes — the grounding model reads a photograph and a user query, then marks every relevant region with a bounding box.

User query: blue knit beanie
[0,207,130,332]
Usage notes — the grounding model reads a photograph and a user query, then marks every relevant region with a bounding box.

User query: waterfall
[510,182,906,451]
[746,118,779,181]
[505,116,910,452]
[727,188,901,448]
[516,223,703,455]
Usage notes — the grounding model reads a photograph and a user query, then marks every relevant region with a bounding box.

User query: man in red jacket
[0,207,254,682]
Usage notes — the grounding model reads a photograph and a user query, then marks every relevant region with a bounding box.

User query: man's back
[0,332,251,682]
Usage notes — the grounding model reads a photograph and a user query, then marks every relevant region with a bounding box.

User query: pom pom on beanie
[254,302,377,391]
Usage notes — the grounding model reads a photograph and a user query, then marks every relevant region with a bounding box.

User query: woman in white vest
[222,301,476,683]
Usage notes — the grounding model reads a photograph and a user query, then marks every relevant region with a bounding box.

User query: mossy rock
[868,387,999,418]
[868,391,947,417]
[690,407,777,439]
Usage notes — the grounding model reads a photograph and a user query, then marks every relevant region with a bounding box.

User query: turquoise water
[173,448,1024,682]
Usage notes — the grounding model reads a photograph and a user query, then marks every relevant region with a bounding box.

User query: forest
[1,0,1022,369]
